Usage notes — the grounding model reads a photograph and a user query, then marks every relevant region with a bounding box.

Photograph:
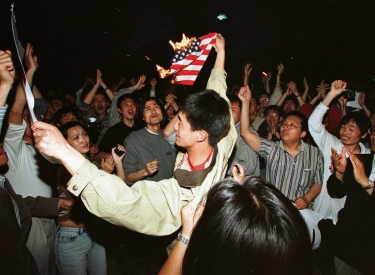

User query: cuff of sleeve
[210,67,227,78]
[317,102,329,111]
[67,159,101,196]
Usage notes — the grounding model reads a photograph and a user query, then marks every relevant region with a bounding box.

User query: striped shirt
[259,139,323,206]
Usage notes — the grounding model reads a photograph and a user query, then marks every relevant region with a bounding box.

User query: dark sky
[1,0,375,94]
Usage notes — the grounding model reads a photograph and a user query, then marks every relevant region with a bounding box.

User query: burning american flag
[156,32,217,85]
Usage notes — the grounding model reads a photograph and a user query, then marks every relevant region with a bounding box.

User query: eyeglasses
[278,122,302,129]
[260,98,269,102]
[266,113,279,117]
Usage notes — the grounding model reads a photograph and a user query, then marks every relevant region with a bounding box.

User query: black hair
[182,176,313,275]
[180,89,230,147]
[53,106,79,126]
[116,94,137,109]
[137,97,167,128]
[264,105,283,117]
[228,94,242,109]
[340,112,371,136]
[284,111,308,132]
[59,121,86,140]
[283,95,299,108]
[252,96,260,106]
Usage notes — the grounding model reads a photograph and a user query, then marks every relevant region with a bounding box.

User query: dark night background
[1,0,375,96]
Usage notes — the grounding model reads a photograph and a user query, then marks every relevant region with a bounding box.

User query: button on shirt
[259,138,323,206]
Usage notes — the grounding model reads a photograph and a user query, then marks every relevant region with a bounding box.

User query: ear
[117,108,122,114]
[196,130,208,142]
[361,132,368,139]
[300,130,307,139]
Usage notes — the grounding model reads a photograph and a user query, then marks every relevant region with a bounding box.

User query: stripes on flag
[161,32,217,86]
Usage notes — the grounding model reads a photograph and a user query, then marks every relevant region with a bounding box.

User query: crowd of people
[0,33,374,275]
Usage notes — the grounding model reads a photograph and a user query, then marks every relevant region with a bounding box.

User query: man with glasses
[239,85,323,209]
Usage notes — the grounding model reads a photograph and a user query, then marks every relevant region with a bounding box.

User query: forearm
[275,92,288,107]
[163,115,178,137]
[115,162,126,182]
[296,94,306,107]
[158,241,186,275]
[0,82,12,106]
[58,144,87,175]
[321,92,337,107]
[240,102,261,152]
[82,85,99,104]
[8,83,27,125]
[214,49,225,69]
[265,81,270,94]
[303,183,322,204]
[361,104,371,117]
[32,85,43,98]
[127,169,147,184]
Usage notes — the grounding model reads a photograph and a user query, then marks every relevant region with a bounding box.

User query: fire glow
[156,33,196,78]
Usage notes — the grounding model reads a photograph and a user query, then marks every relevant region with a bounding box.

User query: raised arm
[358,92,371,117]
[287,81,306,106]
[275,63,284,89]
[243,63,252,86]
[239,85,261,153]
[275,87,292,107]
[0,50,15,107]
[301,77,309,102]
[150,78,157,97]
[82,69,101,104]
[261,71,271,94]
[321,80,347,107]
[8,44,39,125]
[98,70,115,101]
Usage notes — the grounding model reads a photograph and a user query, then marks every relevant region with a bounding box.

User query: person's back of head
[180,89,230,147]
[183,176,313,275]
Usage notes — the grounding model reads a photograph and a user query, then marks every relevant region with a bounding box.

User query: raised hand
[231,164,245,184]
[111,144,125,165]
[331,147,347,174]
[287,81,299,96]
[330,80,347,96]
[150,78,157,89]
[25,43,38,72]
[238,85,251,103]
[165,93,177,105]
[244,63,252,77]
[0,50,15,87]
[181,200,205,238]
[358,91,365,107]
[101,156,115,174]
[347,150,370,188]
[277,63,284,75]
[133,75,146,90]
[303,77,309,92]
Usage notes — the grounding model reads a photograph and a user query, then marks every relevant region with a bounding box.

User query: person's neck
[344,143,361,154]
[282,140,302,157]
[146,124,160,134]
[258,107,266,114]
[122,118,134,127]
[186,144,214,166]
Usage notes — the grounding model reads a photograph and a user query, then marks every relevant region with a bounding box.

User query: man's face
[231,102,241,124]
[174,111,197,148]
[166,105,175,120]
[249,98,259,115]
[92,94,108,115]
[339,119,365,146]
[259,94,269,108]
[59,112,78,126]
[283,100,296,113]
[265,110,281,127]
[280,115,305,142]
[118,98,136,121]
[51,99,64,112]
[143,99,163,126]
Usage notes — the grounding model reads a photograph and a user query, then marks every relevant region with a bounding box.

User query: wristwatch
[177,232,190,245]
[363,180,374,191]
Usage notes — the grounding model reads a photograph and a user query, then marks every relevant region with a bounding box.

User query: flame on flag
[156,32,217,85]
